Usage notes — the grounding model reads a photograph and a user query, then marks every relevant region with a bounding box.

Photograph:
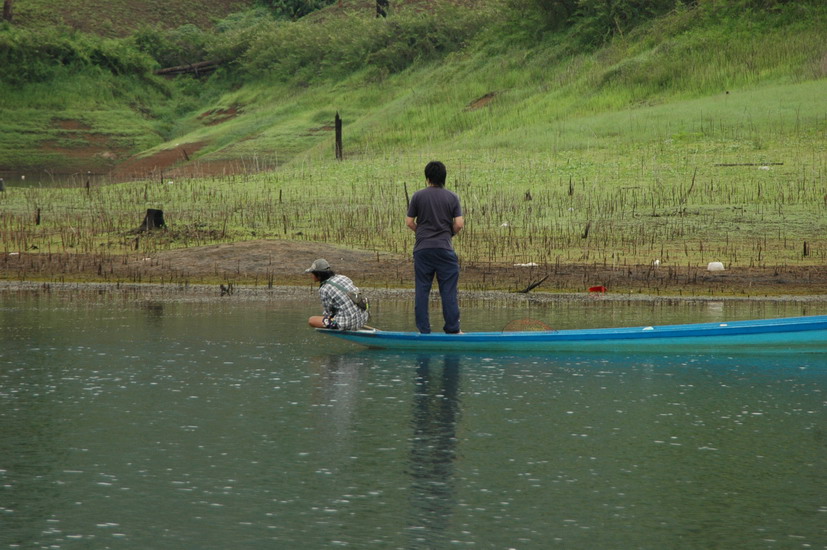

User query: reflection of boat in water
[317,315,827,353]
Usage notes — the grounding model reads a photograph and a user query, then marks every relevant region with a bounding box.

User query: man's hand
[452,216,464,235]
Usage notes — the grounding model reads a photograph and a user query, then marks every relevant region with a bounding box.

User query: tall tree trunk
[3,0,13,23]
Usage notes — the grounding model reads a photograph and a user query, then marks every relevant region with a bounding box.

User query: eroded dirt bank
[2,239,826,299]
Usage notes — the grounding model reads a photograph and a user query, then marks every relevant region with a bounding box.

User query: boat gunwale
[318,314,827,344]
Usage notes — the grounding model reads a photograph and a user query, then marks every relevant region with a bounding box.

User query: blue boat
[317,314,827,353]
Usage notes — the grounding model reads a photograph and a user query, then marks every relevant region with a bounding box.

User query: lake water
[1,292,826,549]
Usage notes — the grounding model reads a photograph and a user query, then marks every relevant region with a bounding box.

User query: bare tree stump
[137,209,166,231]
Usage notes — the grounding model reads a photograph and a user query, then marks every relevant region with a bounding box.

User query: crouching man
[306,258,369,331]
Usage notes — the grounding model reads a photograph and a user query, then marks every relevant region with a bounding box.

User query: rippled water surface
[1,294,825,549]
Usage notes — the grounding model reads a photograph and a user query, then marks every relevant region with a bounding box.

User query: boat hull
[317,315,827,353]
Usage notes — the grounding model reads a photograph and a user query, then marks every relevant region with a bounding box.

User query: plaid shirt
[319,274,368,330]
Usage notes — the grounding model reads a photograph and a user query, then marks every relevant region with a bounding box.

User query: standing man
[405,161,464,334]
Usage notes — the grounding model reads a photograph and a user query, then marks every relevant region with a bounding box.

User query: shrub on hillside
[132,24,211,69]
[208,8,277,67]
[0,26,154,85]
[260,0,337,20]
[505,0,823,47]
[235,8,486,82]
[575,0,677,45]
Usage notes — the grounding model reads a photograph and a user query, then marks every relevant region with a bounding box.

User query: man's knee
[309,315,324,328]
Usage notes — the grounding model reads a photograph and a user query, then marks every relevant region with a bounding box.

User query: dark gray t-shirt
[407,186,462,253]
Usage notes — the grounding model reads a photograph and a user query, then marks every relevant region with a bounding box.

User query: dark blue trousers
[413,248,460,334]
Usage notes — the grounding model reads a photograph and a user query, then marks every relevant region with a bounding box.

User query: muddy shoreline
[3,280,827,305]
[3,240,827,303]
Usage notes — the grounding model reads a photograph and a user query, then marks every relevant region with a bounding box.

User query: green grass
[2,100,825,273]
[11,0,256,36]
[1,0,826,283]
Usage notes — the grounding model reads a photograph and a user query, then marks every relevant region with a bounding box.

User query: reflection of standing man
[407,354,462,547]
[405,161,464,334]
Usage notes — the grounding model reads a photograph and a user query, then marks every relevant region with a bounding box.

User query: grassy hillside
[10,0,256,35]
[0,0,490,175]
[0,1,261,175]
[1,0,826,285]
[3,0,825,174]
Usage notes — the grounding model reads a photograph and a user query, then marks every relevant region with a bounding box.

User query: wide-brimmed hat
[304,258,331,273]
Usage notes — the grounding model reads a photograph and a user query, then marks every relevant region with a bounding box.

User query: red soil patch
[41,119,130,168]
[108,141,210,181]
[54,119,92,131]
[466,92,497,111]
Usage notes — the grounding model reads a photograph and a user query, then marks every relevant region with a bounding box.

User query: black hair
[313,270,335,282]
[424,161,447,187]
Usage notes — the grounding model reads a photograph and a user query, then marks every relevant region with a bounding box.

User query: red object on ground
[588,285,607,294]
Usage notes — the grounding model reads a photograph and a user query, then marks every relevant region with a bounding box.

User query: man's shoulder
[329,274,354,287]
[438,187,461,205]
[414,186,459,198]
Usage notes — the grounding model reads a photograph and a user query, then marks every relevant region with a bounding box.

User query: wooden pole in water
[334,112,343,161]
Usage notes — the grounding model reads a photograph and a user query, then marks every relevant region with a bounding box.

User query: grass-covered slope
[0,0,256,174]
[2,1,825,175]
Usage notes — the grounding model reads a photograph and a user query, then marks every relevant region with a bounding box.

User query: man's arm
[452,216,464,235]
[405,216,417,232]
